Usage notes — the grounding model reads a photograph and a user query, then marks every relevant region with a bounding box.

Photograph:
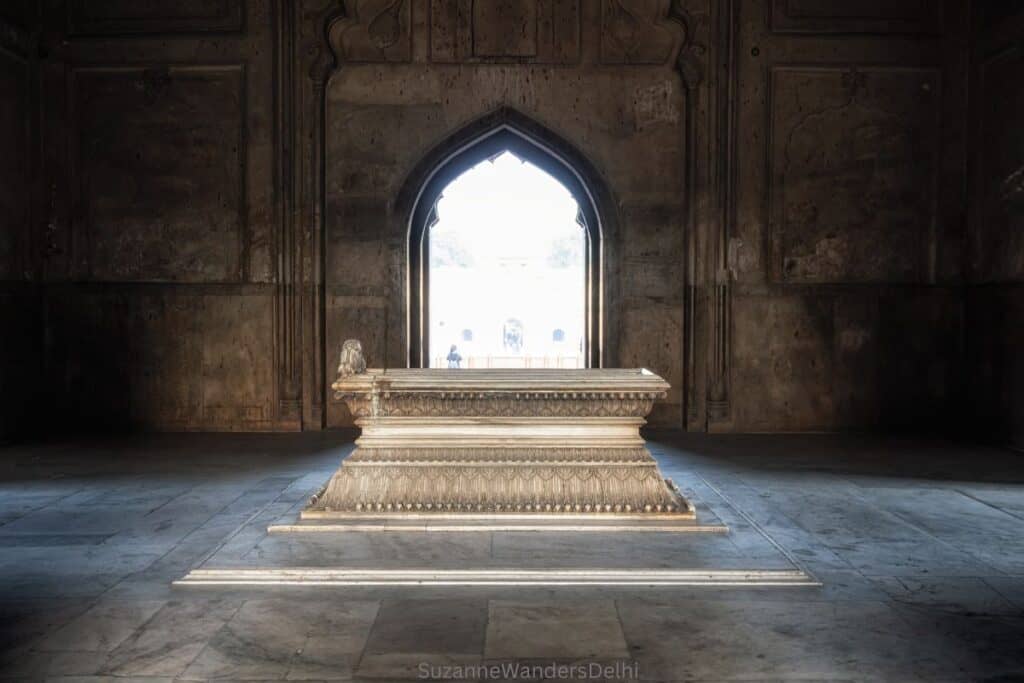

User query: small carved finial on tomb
[336,339,366,380]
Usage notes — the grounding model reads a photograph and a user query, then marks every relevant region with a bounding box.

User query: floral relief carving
[315,462,682,513]
[330,0,411,63]
[315,367,686,516]
[337,394,660,418]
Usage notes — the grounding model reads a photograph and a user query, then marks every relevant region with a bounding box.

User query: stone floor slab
[485,600,629,659]
[0,432,1022,681]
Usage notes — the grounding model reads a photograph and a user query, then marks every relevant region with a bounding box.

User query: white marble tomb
[307,343,692,521]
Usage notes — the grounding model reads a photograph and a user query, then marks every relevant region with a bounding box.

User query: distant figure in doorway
[503,319,524,353]
[446,344,462,368]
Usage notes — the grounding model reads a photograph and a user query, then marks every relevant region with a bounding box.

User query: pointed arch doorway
[403,110,611,369]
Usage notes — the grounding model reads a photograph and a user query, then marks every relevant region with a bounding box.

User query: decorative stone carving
[769,66,940,283]
[335,339,367,380]
[430,0,580,64]
[309,368,692,517]
[328,0,411,63]
[600,0,683,65]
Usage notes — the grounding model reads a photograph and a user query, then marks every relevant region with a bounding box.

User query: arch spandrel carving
[326,0,411,64]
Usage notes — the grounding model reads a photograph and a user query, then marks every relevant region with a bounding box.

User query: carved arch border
[395,107,616,369]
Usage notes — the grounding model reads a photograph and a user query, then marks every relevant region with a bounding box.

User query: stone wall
[6,0,985,434]
[315,0,969,431]
[723,0,969,431]
[34,0,297,431]
[966,2,1024,449]
[0,3,41,440]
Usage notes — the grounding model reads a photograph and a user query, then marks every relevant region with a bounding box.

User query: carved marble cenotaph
[305,340,693,524]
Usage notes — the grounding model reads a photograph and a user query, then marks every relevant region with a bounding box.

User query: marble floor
[0,432,1022,681]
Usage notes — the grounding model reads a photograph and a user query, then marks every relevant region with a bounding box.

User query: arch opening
[428,151,586,369]
[405,118,606,368]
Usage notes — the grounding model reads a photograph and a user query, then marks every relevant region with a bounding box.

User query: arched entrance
[401,109,612,368]
[427,151,586,368]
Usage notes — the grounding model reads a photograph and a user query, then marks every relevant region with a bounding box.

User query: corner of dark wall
[0,2,43,444]
[0,288,43,443]
[965,1,1024,450]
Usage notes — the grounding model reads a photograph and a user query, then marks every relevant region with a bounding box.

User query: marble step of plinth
[270,513,725,533]
[175,567,817,587]
[173,473,819,590]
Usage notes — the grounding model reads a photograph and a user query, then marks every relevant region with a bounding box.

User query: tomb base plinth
[307,369,693,522]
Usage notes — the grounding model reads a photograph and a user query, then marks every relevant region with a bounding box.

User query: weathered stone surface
[472,0,538,57]
[731,288,960,432]
[74,67,244,282]
[430,0,580,63]
[330,0,412,63]
[725,0,970,433]
[22,0,289,432]
[600,0,681,64]
[44,290,276,432]
[770,67,940,283]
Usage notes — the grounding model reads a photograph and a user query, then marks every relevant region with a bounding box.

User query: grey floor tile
[101,598,242,678]
[982,574,1024,610]
[870,575,1019,616]
[362,599,487,656]
[616,598,958,681]
[287,600,379,680]
[485,600,629,660]
[179,598,310,680]
[37,600,166,653]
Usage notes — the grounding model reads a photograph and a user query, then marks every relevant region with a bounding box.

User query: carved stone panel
[599,0,680,65]
[769,0,942,34]
[67,0,244,36]
[430,0,580,63]
[331,0,412,63]
[769,67,940,283]
[73,66,244,282]
[974,46,1024,282]
[473,0,537,57]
